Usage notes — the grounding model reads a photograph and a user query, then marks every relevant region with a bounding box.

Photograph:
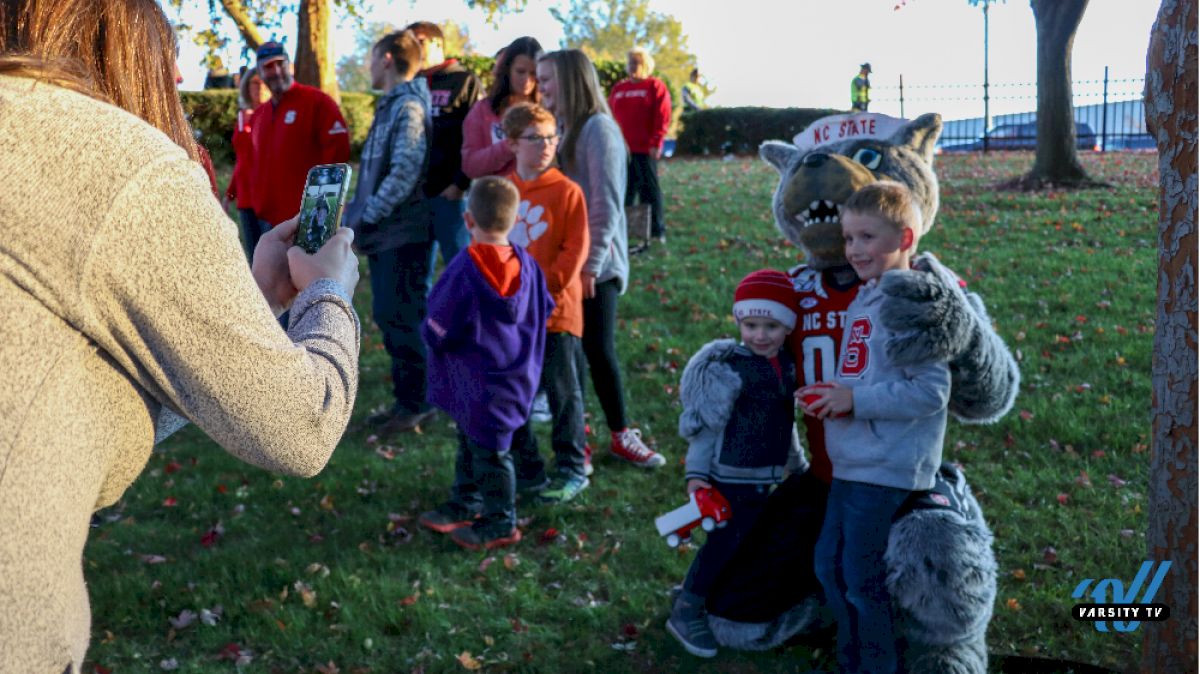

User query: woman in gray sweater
[0,1,361,670]
[535,50,665,492]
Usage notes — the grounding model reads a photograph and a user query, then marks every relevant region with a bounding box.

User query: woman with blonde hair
[226,68,274,260]
[534,49,665,503]
[0,1,362,670]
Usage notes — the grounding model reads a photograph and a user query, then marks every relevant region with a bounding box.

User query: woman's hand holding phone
[252,216,300,316]
[288,226,359,297]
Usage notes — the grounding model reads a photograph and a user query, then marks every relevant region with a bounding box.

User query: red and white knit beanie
[732,269,797,330]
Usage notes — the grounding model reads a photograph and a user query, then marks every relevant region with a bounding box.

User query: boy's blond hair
[467,176,520,233]
[501,102,556,140]
[844,181,923,239]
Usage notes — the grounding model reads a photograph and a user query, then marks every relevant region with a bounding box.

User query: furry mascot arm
[678,339,742,481]
[879,252,1020,424]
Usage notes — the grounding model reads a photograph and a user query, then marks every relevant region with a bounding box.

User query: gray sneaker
[531,392,552,423]
[665,590,718,658]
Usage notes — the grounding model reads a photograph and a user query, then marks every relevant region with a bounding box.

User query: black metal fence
[871,69,1153,152]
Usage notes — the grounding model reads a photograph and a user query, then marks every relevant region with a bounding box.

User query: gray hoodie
[562,113,630,293]
[825,274,951,491]
[344,77,432,255]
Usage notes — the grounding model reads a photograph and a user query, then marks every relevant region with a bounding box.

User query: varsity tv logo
[1071,560,1171,632]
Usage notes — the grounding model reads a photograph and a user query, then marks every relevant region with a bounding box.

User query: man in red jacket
[248,41,351,229]
[608,47,672,244]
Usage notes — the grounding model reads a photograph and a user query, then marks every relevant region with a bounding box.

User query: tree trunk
[293,0,341,103]
[218,0,266,51]
[1142,0,1199,672]
[1024,0,1091,185]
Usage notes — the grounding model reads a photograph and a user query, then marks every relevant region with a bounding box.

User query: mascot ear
[759,140,799,175]
[890,112,943,163]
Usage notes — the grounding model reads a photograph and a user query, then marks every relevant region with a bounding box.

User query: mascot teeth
[801,200,842,227]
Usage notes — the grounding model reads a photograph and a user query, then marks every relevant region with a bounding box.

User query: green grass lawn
[84,151,1159,673]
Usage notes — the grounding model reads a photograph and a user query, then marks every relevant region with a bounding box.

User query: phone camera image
[295,163,351,255]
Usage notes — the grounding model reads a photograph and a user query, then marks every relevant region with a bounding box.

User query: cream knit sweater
[0,76,361,672]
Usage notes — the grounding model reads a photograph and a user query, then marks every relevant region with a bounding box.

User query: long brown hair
[488,36,541,115]
[537,49,611,172]
[0,0,201,161]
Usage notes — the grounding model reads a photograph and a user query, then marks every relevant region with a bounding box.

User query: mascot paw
[879,268,974,366]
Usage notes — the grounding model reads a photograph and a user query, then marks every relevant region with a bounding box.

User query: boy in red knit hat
[666,269,805,658]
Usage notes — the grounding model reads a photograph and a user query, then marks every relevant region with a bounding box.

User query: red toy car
[654,487,732,548]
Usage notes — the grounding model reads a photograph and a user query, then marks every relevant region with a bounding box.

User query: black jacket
[422,60,482,196]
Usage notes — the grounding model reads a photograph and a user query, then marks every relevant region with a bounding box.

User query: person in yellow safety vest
[682,68,706,113]
[851,62,871,112]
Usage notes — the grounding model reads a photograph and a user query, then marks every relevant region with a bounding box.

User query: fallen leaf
[162,497,178,507]
[200,522,225,548]
[1006,598,1021,611]
[200,606,223,626]
[1011,569,1026,581]
[141,554,168,565]
[478,556,497,573]
[456,651,482,670]
[315,661,341,674]
[399,594,419,606]
[168,609,197,630]
[1019,410,1034,421]
[1107,474,1128,488]
[503,554,519,570]
[1074,471,1091,488]
[294,580,317,608]
[1056,493,1069,505]
[621,623,640,638]
[1043,546,1058,564]
[164,461,182,475]
[159,657,179,671]
[1120,529,1135,539]
[539,528,559,545]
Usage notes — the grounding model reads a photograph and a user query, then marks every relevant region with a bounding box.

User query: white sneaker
[531,391,552,423]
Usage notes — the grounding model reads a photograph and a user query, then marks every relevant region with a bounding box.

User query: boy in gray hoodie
[799,181,951,674]
[343,30,435,437]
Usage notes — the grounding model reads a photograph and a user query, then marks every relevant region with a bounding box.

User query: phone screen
[295,163,352,254]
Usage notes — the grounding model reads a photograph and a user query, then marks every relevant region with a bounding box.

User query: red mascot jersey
[787,264,861,484]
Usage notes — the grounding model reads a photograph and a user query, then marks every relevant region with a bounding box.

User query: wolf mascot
[694,112,1019,674]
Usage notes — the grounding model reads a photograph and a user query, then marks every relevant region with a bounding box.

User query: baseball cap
[256,41,288,65]
[861,62,872,72]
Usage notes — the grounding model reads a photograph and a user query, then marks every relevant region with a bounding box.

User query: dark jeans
[426,195,470,287]
[368,242,433,415]
[682,481,772,598]
[581,278,627,433]
[515,332,587,479]
[706,470,829,622]
[625,153,664,237]
[239,208,267,263]
[448,429,518,530]
[815,478,910,674]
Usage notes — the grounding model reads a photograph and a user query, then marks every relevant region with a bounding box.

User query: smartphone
[294,163,353,254]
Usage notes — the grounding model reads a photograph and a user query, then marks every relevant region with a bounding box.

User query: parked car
[1106,133,1156,151]
[941,121,1099,152]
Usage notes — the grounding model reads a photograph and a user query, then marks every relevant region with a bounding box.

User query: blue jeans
[238,208,267,264]
[426,195,469,286]
[368,242,433,415]
[814,478,910,674]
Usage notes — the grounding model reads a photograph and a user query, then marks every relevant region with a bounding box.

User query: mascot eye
[852,148,883,170]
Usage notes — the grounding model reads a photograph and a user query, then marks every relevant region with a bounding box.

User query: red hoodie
[608,77,672,154]
[248,83,350,226]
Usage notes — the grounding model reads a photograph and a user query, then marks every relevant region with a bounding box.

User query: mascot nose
[802,153,829,168]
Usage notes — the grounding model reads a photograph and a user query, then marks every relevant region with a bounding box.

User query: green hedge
[675,106,845,156]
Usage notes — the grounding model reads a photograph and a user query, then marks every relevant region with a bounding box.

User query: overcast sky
[174,0,1161,121]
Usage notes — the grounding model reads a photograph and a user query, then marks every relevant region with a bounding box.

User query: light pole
[983,0,991,151]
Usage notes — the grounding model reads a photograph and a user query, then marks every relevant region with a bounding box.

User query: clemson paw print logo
[510,200,549,247]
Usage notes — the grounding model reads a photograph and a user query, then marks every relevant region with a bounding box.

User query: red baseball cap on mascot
[732,269,797,330]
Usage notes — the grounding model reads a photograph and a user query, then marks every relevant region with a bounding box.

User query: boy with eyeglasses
[499,102,593,504]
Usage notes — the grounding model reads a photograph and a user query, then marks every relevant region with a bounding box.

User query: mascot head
[760,112,942,271]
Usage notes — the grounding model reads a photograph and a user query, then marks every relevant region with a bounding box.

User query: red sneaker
[610,428,665,468]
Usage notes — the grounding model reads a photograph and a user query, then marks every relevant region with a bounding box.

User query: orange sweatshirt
[507,168,590,337]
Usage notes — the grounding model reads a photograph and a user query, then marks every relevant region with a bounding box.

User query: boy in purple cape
[420,176,554,550]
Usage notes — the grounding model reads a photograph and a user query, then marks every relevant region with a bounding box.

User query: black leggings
[581,278,627,432]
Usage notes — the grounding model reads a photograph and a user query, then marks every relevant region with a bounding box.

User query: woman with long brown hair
[0,1,362,671]
[460,35,542,179]
[534,49,665,501]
